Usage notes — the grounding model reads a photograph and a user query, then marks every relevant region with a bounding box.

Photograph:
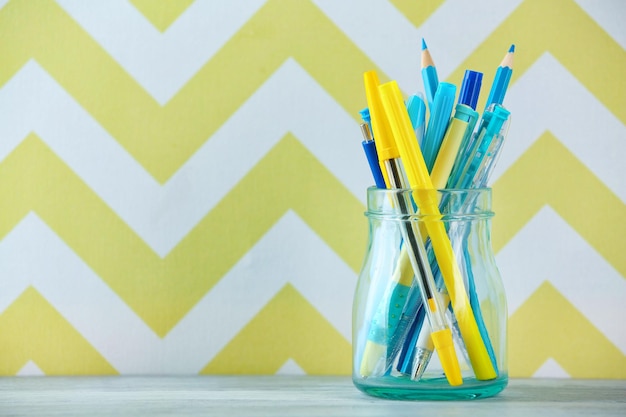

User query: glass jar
[352,187,507,400]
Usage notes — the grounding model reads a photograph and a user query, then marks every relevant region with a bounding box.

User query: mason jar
[352,187,507,400]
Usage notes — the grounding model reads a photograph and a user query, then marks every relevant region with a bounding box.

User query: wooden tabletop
[0,376,624,416]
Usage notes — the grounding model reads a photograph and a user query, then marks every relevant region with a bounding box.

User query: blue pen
[484,44,515,112]
[358,118,386,189]
[421,38,439,110]
[458,70,483,111]
[421,82,456,173]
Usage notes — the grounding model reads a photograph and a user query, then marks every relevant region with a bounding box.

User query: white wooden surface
[0,376,624,416]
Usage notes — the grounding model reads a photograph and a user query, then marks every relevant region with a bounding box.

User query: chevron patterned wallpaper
[0,0,624,378]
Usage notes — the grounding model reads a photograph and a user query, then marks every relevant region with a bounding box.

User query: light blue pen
[445,106,511,376]
[455,106,510,189]
[435,106,510,377]
[421,82,456,173]
[447,105,507,189]
[472,110,511,187]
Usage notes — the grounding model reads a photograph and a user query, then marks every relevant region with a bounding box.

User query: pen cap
[406,94,426,131]
[360,107,373,138]
[458,70,483,110]
[364,71,399,162]
[486,105,511,137]
[453,103,478,123]
[432,82,457,115]
[424,82,457,146]
[359,107,371,124]
[493,105,511,138]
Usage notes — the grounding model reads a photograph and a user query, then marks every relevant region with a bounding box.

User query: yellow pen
[363,71,463,386]
[357,71,413,377]
[378,80,497,381]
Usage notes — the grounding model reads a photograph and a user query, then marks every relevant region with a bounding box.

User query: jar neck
[365,187,494,221]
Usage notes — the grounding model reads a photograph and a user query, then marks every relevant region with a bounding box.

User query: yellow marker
[378,80,497,381]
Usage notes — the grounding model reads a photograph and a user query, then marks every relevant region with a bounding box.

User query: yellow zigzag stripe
[129,0,194,32]
[447,0,626,123]
[0,0,384,182]
[509,282,626,378]
[389,0,445,28]
[202,284,351,375]
[0,134,366,336]
[0,287,117,375]
[492,133,626,278]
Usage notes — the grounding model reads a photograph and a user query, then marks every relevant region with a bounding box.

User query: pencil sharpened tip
[509,44,515,53]
[422,38,427,50]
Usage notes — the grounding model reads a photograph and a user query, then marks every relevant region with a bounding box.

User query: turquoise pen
[421,38,439,110]
[445,106,510,376]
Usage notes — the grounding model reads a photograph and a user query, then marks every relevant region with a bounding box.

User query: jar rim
[365,186,494,220]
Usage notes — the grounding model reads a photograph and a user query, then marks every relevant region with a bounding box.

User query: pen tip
[509,44,515,53]
[422,38,427,50]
